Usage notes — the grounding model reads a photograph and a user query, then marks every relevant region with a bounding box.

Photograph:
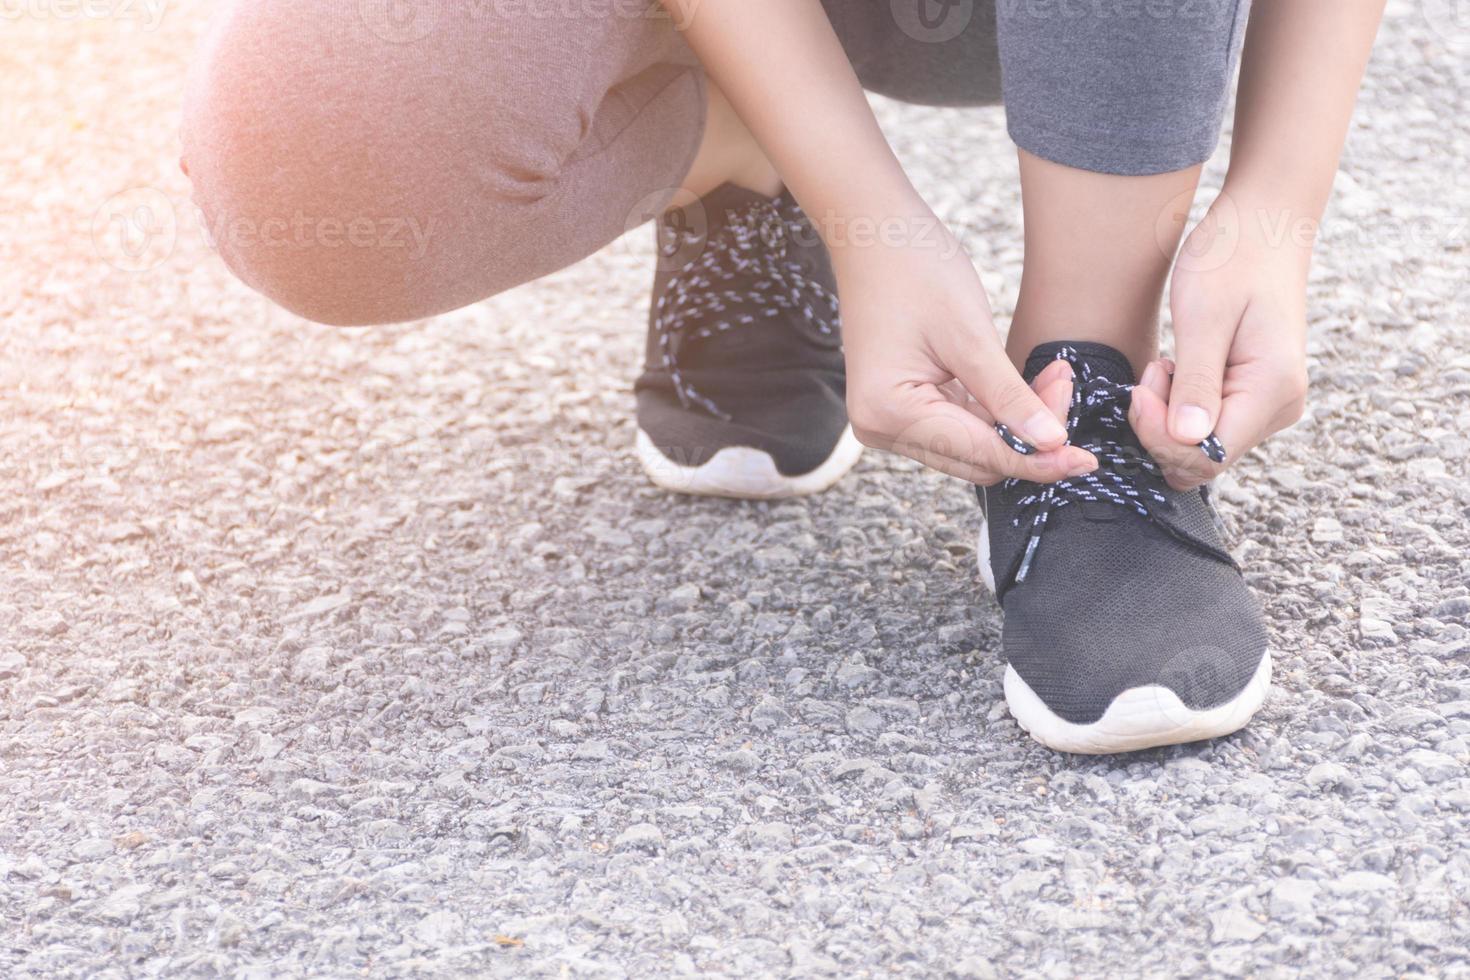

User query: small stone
[94,884,150,924]
[750,697,791,731]
[1305,762,1353,791]
[1403,748,1460,783]
[572,741,611,762]
[999,869,1053,900]
[949,825,992,843]
[292,645,333,680]
[1269,878,1319,918]
[1311,517,1344,543]
[845,705,884,736]
[834,663,880,690]
[1331,871,1397,895]
[1360,618,1398,645]
[202,418,255,443]
[364,820,409,840]
[415,910,463,946]
[24,611,68,636]
[715,749,761,773]
[1209,904,1266,943]
[100,522,146,544]
[951,959,998,980]
[1432,596,1470,621]
[288,778,336,801]
[1189,804,1251,837]
[613,823,664,854]
[660,583,701,612]
[744,822,793,849]
[73,838,113,861]
[289,591,352,621]
[485,627,523,650]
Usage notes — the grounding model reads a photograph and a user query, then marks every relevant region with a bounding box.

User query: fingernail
[1067,460,1097,478]
[1139,363,1160,391]
[1174,405,1212,441]
[1023,410,1067,447]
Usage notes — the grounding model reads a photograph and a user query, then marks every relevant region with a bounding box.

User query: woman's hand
[1131,0,1384,489]
[1130,195,1311,489]
[837,223,1098,486]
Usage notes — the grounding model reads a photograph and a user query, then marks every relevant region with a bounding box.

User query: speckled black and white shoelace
[652,197,840,421]
[994,345,1227,584]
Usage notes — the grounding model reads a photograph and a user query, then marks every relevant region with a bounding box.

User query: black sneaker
[634,184,862,498]
[977,342,1271,754]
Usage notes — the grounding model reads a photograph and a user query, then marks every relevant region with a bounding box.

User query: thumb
[1167,310,1235,446]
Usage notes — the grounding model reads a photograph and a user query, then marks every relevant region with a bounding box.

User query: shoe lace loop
[996,345,1227,585]
[651,198,840,420]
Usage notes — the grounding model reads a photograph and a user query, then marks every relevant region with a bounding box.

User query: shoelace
[993,346,1227,585]
[651,197,840,420]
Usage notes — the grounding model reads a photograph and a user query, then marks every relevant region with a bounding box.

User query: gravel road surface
[2,1,1468,976]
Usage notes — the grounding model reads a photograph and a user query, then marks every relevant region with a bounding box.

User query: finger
[1158,357,1228,462]
[1211,381,1296,475]
[940,337,1070,452]
[1032,359,1075,425]
[1168,305,1236,447]
[1130,383,1219,490]
[1138,359,1171,403]
[940,359,1073,428]
[884,400,1095,485]
[891,445,1072,488]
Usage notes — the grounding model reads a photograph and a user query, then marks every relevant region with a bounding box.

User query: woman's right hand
[660,0,1094,485]
[837,223,1098,486]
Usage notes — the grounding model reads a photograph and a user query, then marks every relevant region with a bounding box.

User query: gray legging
[180,0,1248,326]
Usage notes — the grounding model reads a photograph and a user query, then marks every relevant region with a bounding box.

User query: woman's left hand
[1130,194,1313,490]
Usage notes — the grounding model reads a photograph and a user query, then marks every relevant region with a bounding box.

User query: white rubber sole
[977,520,1272,754]
[636,426,863,500]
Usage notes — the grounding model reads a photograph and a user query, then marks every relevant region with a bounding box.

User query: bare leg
[1006,149,1202,376]
[679,81,782,200]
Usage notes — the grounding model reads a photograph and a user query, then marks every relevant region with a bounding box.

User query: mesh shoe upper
[980,342,1269,725]
[634,184,848,477]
